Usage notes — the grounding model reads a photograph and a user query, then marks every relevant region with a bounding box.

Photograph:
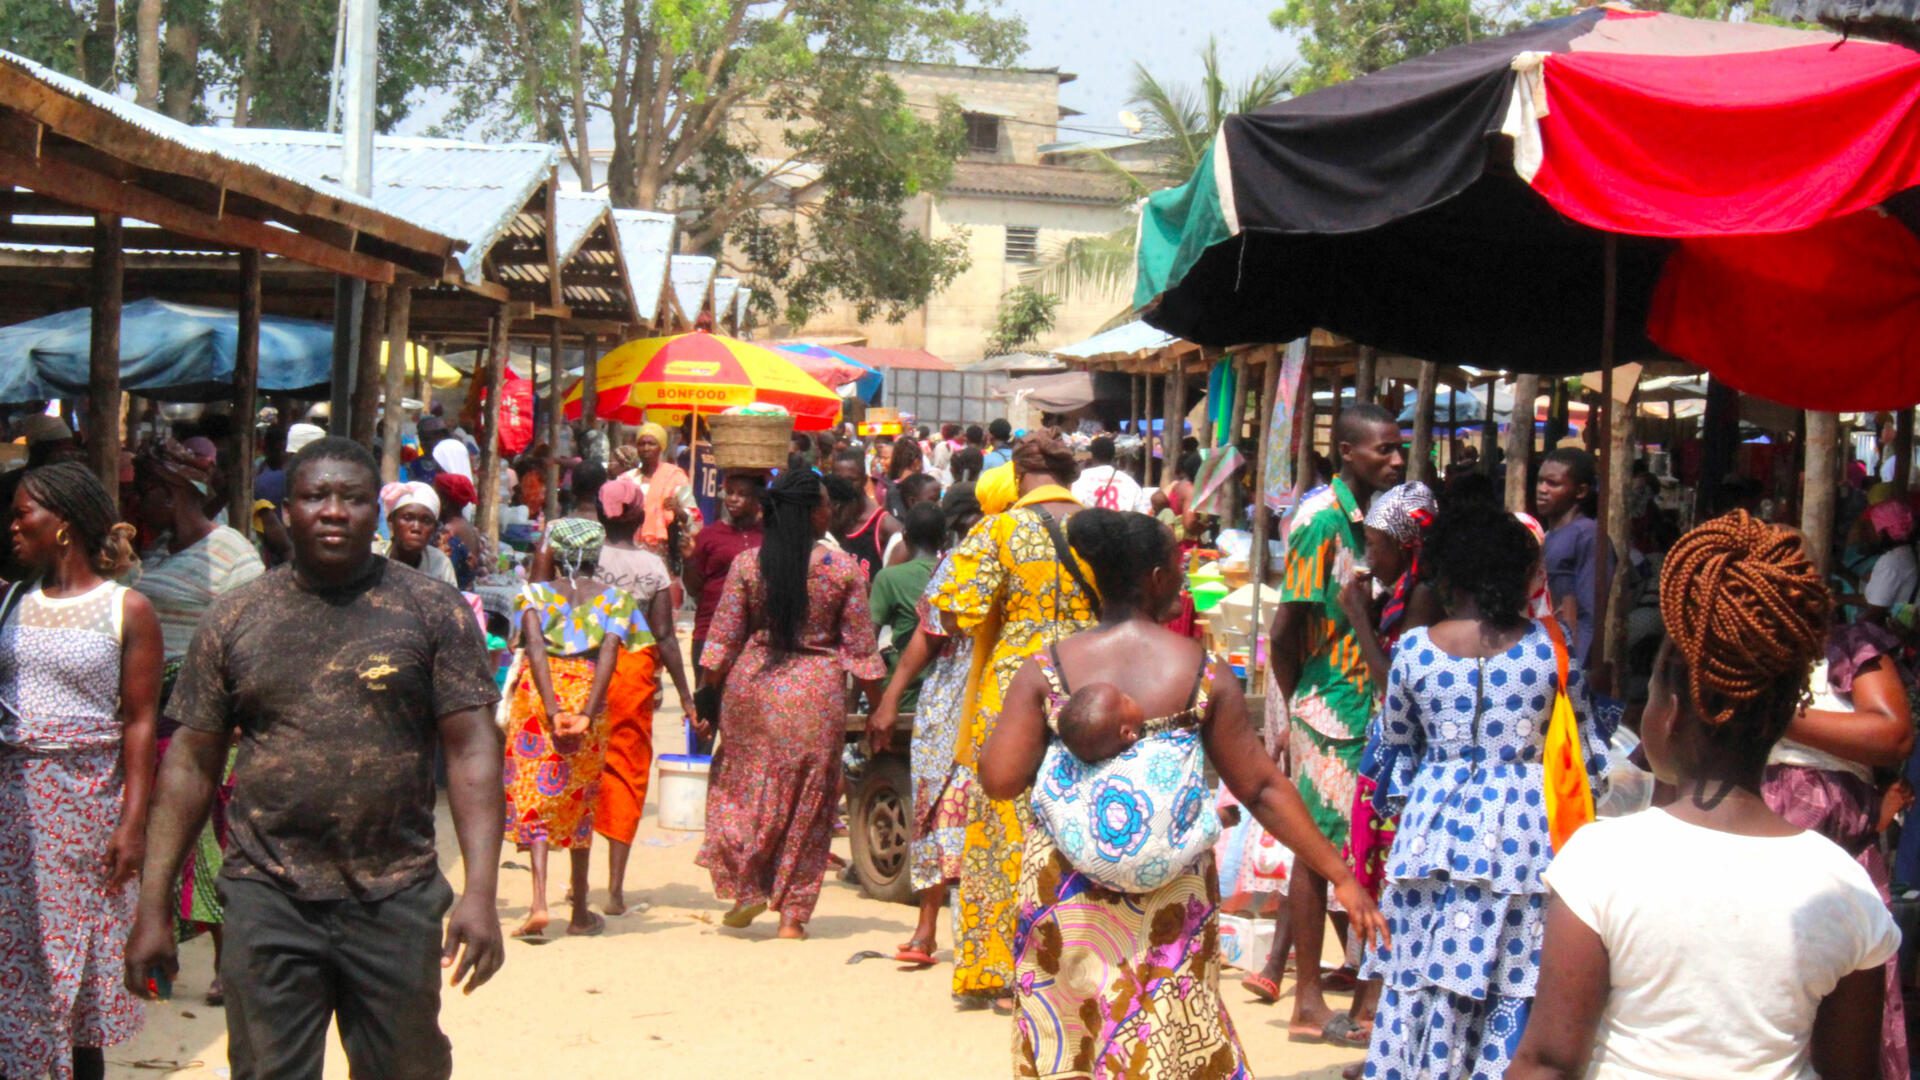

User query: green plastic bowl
[1192,580,1232,612]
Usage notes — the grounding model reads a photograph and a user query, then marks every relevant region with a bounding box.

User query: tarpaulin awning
[998,371,1133,413]
[1137,9,1920,410]
[0,297,334,404]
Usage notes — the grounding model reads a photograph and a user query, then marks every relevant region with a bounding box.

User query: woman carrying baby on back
[980,508,1388,1078]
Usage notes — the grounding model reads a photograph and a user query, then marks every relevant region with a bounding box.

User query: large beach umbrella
[774,343,885,404]
[1136,9,1920,410]
[0,297,335,404]
[562,330,842,430]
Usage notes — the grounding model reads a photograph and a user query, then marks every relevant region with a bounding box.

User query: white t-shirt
[1544,809,1900,1080]
[1071,465,1152,513]
[1864,543,1920,609]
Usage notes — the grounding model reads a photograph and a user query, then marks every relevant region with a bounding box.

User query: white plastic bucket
[656,753,712,831]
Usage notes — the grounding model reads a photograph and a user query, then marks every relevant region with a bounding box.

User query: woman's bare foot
[606,893,628,917]
[566,910,606,937]
[513,911,551,939]
[777,917,808,940]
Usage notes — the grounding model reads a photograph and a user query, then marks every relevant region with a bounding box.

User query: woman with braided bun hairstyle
[0,462,163,1080]
[1358,497,1612,1079]
[1514,512,1899,1080]
[696,467,886,940]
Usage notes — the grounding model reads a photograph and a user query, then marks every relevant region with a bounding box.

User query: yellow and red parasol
[562,330,841,430]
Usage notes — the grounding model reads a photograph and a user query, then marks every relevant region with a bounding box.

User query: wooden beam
[1411,360,1438,485]
[229,248,260,537]
[0,144,396,282]
[1505,374,1540,513]
[475,308,510,558]
[1803,411,1839,578]
[545,320,563,520]
[87,213,122,508]
[350,282,387,447]
[380,285,413,483]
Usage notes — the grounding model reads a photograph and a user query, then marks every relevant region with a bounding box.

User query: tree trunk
[1411,361,1438,485]
[82,0,117,89]
[159,14,200,121]
[568,0,594,188]
[233,5,262,127]
[1505,374,1540,513]
[88,214,123,509]
[135,0,162,107]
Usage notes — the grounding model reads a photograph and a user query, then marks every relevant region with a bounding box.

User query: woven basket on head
[707,412,793,470]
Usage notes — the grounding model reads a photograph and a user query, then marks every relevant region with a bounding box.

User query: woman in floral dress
[982,509,1386,1079]
[503,519,643,940]
[930,439,1096,1009]
[0,463,162,1080]
[698,468,886,940]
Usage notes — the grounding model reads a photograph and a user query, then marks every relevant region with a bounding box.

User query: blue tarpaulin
[0,298,336,405]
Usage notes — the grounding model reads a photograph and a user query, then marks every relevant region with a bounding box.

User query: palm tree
[1026,41,1293,303]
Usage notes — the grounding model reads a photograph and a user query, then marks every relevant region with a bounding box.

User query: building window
[1005,225,1039,263]
[964,112,1002,154]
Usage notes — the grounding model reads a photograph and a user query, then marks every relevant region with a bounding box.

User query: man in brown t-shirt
[125,437,505,1080]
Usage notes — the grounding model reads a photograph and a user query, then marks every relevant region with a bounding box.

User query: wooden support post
[87,213,123,507]
[1167,367,1187,471]
[1232,351,1250,444]
[1142,373,1157,484]
[1591,236,1619,688]
[475,309,509,562]
[1479,378,1499,476]
[1247,344,1282,691]
[1506,374,1541,513]
[1295,359,1319,490]
[1129,374,1141,480]
[1803,411,1839,578]
[1896,408,1913,492]
[1602,373,1636,685]
[1411,361,1438,485]
[349,282,387,448]
[1329,371,1345,440]
[379,284,412,483]
[411,337,427,408]
[229,248,261,537]
[1698,377,1738,520]
[1196,360,1215,450]
[1355,345,1377,406]
[580,334,600,438]
[545,320,563,520]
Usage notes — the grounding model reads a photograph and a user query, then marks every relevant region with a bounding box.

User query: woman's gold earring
[55,527,68,548]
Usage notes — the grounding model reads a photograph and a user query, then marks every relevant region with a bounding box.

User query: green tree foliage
[447,0,1026,327]
[2,0,117,87]
[986,285,1060,356]
[1271,0,1503,94]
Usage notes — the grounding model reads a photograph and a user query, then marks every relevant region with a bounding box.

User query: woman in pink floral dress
[697,468,886,940]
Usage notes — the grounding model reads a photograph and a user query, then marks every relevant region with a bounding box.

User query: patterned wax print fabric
[0,583,143,1078]
[910,557,976,892]
[1013,651,1249,1079]
[696,548,885,922]
[502,654,607,848]
[1278,477,1376,848]
[515,582,646,657]
[1361,621,1611,1080]
[930,499,1097,999]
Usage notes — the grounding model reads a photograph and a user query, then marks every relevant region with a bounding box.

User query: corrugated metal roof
[946,162,1136,203]
[0,50,390,217]
[735,287,754,333]
[553,191,610,266]
[712,278,740,325]
[197,128,555,285]
[1052,320,1179,362]
[611,209,675,326]
[670,255,716,324]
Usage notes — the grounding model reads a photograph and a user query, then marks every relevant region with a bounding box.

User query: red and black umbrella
[1137,8,1920,409]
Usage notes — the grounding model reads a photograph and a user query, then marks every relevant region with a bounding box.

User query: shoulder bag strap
[1036,509,1100,621]
[1541,613,1571,696]
[1047,642,1072,696]
[1186,651,1211,710]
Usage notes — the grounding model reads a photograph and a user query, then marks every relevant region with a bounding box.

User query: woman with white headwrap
[501,519,645,939]
[375,482,458,587]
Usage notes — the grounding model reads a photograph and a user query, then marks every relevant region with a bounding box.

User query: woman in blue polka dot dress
[1360,501,1611,1080]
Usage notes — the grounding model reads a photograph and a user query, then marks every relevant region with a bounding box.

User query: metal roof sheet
[735,287,754,332]
[712,278,740,325]
[553,191,610,266]
[1052,319,1180,362]
[196,128,555,285]
[611,209,675,326]
[669,255,717,324]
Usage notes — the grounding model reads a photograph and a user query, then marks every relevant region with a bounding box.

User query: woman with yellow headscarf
[613,421,701,585]
[929,439,1096,1011]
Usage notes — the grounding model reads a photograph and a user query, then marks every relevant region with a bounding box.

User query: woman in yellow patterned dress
[503,519,646,940]
[931,437,1096,1010]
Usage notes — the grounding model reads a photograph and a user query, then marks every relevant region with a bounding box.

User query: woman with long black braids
[0,463,163,1080]
[697,468,886,940]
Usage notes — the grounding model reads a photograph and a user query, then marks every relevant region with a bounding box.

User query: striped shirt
[1278,477,1376,741]
[132,525,265,660]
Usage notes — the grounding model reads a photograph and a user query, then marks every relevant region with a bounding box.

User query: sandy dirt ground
[112,708,1366,1080]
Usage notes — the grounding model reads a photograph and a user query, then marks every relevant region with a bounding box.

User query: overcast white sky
[1003,0,1300,140]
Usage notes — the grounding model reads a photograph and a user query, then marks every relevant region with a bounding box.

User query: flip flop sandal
[894,947,937,966]
[1241,974,1281,1003]
[990,997,1018,1017]
[721,901,767,929]
[566,913,607,937]
[1321,1013,1370,1046]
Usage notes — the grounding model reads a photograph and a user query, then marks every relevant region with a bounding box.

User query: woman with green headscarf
[502,517,648,939]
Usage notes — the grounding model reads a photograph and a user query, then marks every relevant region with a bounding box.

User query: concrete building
[734,61,1144,366]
